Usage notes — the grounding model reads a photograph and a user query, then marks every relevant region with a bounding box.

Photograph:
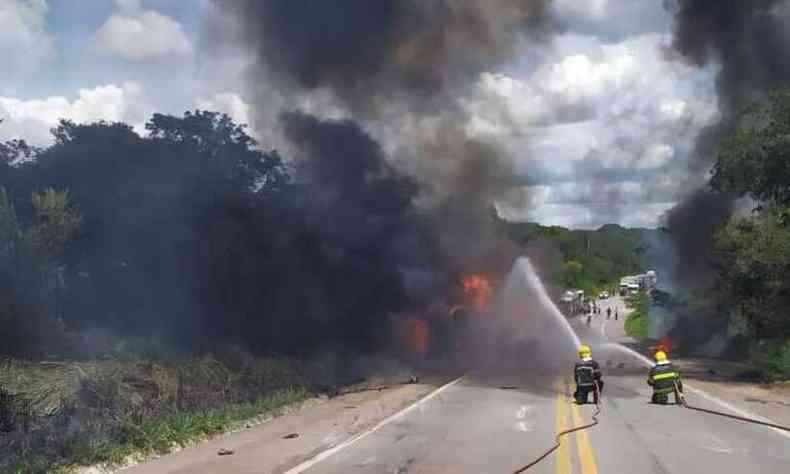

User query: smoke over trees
[0,187,81,357]
[0,111,449,358]
[0,2,562,360]
[709,88,790,342]
[662,0,790,286]
[209,0,545,278]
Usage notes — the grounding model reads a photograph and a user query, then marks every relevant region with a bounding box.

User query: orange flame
[463,274,493,311]
[404,317,429,359]
[651,336,678,356]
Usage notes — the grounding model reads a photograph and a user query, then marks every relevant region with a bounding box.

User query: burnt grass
[0,352,362,473]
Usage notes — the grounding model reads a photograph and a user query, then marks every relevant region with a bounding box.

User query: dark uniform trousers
[574,360,603,404]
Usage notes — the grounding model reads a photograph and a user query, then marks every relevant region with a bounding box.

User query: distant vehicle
[561,289,586,316]
[599,291,609,299]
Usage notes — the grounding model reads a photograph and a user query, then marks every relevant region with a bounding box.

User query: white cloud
[555,0,610,20]
[552,0,671,42]
[195,92,252,127]
[94,0,192,60]
[639,144,674,169]
[464,32,720,228]
[0,0,54,92]
[498,199,676,229]
[0,82,150,145]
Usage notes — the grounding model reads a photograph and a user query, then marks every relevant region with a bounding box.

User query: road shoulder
[118,379,451,474]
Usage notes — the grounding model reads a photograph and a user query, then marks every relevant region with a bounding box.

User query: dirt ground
[115,376,453,474]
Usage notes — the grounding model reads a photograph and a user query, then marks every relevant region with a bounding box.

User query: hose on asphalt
[512,382,601,473]
[512,379,790,473]
[673,381,790,432]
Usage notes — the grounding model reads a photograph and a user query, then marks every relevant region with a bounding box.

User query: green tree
[712,89,790,206]
[713,210,790,339]
[562,260,585,288]
[0,187,80,357]
[30,188,81,258]
[709,88,790,343]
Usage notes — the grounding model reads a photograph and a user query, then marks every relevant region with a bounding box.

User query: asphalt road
[291,298,790,474]
[126,297,790,473]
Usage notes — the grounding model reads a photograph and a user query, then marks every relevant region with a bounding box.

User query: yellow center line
[570,396,598,474]
[555,380,572,474]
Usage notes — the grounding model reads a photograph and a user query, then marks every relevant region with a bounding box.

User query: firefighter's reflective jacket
[574,358,602,387]
[647,361,682,394]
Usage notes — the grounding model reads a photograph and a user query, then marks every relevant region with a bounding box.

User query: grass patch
[624,310,648,340]
[751,339,790,381]
[624,291,650,340]
[3,387,309,474]
[0,353,340,474]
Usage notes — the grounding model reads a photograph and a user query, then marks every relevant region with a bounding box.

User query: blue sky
[0,0,246,147]
[14,1,205,98]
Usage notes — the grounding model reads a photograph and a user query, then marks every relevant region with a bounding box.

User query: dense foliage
[706,88,790,376]
[710,89,790,341]
[0,111,437,358]
[714,209,790,339]
[712,89,790,208]
[502,222,649,292]
[0,188,81,357]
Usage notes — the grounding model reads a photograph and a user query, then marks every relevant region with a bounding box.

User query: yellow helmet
[654,350,668,362]
[578,344,592,358]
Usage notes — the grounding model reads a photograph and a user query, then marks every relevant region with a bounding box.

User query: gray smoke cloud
[219,0,551,116]
[207,0,553,276]
[662,0,790,287]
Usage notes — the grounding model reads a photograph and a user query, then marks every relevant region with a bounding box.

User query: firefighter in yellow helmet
[574,344,603,404]
[647,350,683,404]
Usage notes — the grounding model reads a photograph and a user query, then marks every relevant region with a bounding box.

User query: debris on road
[217,448,235,456]
[283,433,299,439]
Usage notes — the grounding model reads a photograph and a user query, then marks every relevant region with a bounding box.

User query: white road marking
[684,384,790,441]
[702,434,733,454]
[515,405,533,432]
[515,421,532,432]
[282,376,465,474]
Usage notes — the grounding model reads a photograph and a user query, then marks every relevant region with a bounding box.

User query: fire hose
[673,380,790,432]
[512,379,790,473]
[512,383,601,473]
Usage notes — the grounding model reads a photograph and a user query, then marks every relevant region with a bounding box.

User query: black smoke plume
[281,111,442,305]
[210,0,549,276]
[663,0,790,286]
[663,189,734,286]
[203,0,553,360]
[220,0,551,115]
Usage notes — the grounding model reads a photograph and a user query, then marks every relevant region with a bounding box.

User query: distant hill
[497,220,663,293]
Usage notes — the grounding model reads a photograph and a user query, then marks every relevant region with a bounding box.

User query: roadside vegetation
[0,112,431,471]
[624,291,650,340]
[0,352,358,473]
[707,89,790,380]
[502,222,648,294]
